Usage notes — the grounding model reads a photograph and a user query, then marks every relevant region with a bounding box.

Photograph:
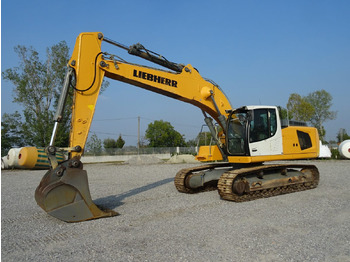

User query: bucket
[18,147,66,169]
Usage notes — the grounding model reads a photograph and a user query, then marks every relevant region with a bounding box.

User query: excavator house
[35,32,320,222]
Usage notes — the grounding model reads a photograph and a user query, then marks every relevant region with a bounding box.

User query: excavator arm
[36,32,232,222]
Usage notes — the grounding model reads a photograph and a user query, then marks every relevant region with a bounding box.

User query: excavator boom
[63,32,231,159]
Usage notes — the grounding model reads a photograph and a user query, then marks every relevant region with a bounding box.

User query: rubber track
[217,164,319,202]
[174,163,234,193]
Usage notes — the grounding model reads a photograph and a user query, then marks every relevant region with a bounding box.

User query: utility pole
[138,116,140,155]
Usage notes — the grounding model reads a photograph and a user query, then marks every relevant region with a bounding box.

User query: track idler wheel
[232,178,250,196]
[35,157,118,222]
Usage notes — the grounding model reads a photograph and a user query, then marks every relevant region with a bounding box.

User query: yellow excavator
[35,32,320,222]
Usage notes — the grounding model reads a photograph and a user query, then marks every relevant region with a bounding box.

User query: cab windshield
[227,112,248,155]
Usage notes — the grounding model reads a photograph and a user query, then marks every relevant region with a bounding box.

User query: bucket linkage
[34,67,117,222]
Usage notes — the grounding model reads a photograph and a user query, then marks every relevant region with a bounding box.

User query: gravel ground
[2,160,350,262]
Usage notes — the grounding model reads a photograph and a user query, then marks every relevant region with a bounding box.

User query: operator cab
[226,106,283,157]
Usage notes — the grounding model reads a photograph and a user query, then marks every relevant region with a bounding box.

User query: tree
[116,135,125,148]
[86,133,102,155]
[103,138,118,154]
[145,120,186,147]
[186,139,197,147]
[2,42,70,147]
[196,132,213,146]
[278,107,289,120]
[287,93,315,122]
[2,41,110,150]
[1,112,26,156]
[286,90,336,142]
[305,89,337,141]
[103,135,125,154]
[337,129,350,143]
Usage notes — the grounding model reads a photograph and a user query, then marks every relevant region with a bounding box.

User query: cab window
[227,112,248,155]
[249,109,277,143]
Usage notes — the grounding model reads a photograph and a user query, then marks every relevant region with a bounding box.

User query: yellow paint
[200,86,212,99]
[196,145,223,162]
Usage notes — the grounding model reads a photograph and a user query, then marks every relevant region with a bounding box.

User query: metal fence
[84,146,198,156]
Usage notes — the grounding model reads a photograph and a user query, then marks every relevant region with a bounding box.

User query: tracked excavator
[35,32,320,222]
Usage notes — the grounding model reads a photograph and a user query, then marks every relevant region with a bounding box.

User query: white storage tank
[339,140,350,159]
[7,148,23,168]
[2,156,9,169]
[318,141,331,158]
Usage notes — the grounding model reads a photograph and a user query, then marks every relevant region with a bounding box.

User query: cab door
[248,108,283,156]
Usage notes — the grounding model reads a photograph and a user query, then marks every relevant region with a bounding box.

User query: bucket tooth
[35,157,118,222]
